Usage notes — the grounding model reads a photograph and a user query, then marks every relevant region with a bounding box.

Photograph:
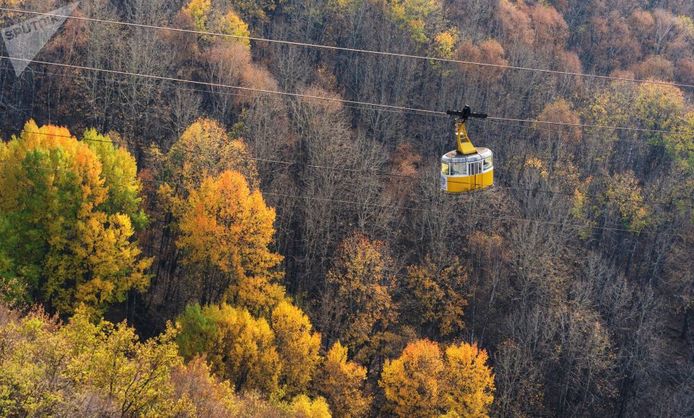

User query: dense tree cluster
[0,0,692,416]
[0,305,331,417]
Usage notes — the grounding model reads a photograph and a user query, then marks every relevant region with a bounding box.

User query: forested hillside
[0,0,692,417]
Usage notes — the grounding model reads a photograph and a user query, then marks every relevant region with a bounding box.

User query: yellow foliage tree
[379,339,496,417]
[0,310,70,416]
[182,0,212,31]
[0,121,150,314]
[68,213,151,309]
[379,339,446,417]
[316,341,372,418]
[444,342,495,417]
[388,0,443,45]
[0,308,190,416]
[634,82,685,137]
[65,312,186,416]
[177,299,330,402]
[434,29,458,59]
[159,118,259,194]
[289,394,332,418]
[181,0,252,48]
[664,111,693,174]
[0,305,319,416]
[218,10,251,48]
[585,81,687,169]
[233,275,288,318]
[271,301,321,397]
[605,171,650,232]
[176,303,282,395]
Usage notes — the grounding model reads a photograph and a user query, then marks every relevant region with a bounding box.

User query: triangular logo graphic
[1,2,80,77]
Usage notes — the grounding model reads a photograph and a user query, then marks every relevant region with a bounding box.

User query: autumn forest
[0,0,692,417]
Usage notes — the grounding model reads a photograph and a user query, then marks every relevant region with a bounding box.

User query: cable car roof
[441,148,492,162]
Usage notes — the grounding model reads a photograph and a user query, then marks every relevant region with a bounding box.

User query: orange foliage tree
[175,170,283,309]
[320,233,397,361]
[145,118,273,314]
[316,341,372,418]
[401,258,469,339]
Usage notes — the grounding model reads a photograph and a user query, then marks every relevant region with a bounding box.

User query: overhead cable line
[10,129,692,211]
[0,56,444,116]
[67,157,637,233]
[131,175,650,233]
[485,116,684,134]
[3,65,687,196]
[1,65,685,158]
[2,6,693,90]
[0,116,664,197]
[0,65,419,117]
[7,125,689,233]
[0,56,686,135]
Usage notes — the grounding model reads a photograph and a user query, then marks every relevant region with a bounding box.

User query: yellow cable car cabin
[440,106,494,193]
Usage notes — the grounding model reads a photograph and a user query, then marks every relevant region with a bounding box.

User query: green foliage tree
[84,129,147,229]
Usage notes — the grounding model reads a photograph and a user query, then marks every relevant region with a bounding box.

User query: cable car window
[451,162,466,175]
[469,162,481,175]
[441,162,449,175]
[483,157,493,171]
